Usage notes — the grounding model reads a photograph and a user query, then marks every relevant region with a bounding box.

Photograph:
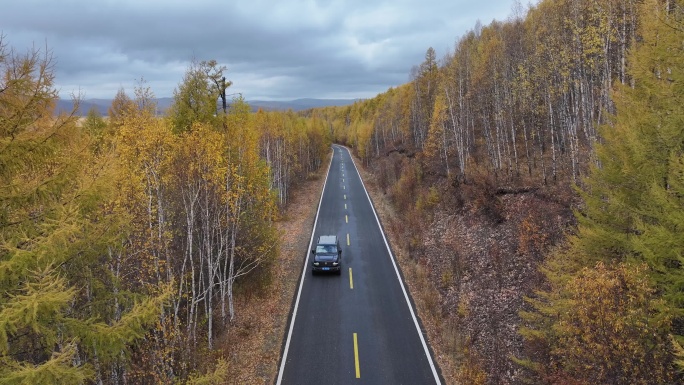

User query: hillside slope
[308,0,684,383]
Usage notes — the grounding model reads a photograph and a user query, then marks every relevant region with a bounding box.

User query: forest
[1,0,683,384]
[316,0,684,383]
[0,47,329,383]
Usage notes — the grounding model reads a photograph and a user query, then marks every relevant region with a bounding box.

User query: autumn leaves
[0,38,330,383]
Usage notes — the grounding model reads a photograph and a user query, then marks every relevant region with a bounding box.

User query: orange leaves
[548,262,674,383]
[517,214,549,256]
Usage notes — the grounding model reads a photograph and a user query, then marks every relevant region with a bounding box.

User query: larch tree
[108,87,135,129]
[0,38,163,384]
[411,47,439,149]
[520,0,684,382]
[423,91,450,176]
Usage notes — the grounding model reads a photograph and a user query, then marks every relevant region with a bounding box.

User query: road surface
[276,145,442,385]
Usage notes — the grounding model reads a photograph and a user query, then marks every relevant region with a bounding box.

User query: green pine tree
[575,0,684,327]
[520,0,684,382]
[0,38,165,384]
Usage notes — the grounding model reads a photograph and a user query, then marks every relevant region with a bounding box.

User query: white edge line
[344,145,443,385]
[275,146,335,385]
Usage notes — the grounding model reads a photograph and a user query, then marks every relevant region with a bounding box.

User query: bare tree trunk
[547,97,557,183]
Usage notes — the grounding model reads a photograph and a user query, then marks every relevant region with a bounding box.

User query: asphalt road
[276,145,442,385]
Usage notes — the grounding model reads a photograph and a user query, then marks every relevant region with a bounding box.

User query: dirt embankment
[355,156,577,384]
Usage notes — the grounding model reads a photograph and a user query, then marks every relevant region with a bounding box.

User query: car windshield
[316,245,336,254]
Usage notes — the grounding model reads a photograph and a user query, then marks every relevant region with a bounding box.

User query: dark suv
[311,235,342,275]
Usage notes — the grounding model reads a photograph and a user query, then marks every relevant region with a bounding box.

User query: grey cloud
[1,0,515,100]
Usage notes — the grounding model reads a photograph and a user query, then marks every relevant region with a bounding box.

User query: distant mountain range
[56,97,359,116]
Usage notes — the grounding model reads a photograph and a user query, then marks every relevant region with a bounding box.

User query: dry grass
[215,155,330,384]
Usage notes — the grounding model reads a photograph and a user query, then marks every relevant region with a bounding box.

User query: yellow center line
[345,215,348,223]
[349,268,353,289]
[343,185,345,190]
[345,203,347,210]
[353,333,361,378]
[347,233,350,246]
[344,195,347,200]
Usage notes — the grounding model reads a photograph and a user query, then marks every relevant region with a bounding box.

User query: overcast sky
[2,0,520,101]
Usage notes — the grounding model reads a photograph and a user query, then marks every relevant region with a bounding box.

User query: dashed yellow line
[344,195,347,200]
[349,268,353,289]
[353,333,360,378]
[347,233,350,246]
[345,203,347,210]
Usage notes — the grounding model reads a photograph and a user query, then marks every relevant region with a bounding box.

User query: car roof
[318,235,337,244]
